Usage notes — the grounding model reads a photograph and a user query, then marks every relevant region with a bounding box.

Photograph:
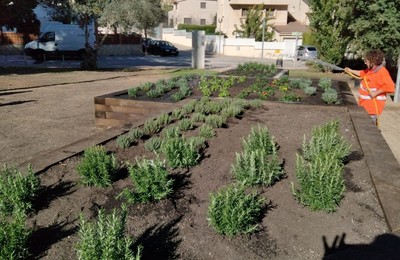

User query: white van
[24,24,95,60]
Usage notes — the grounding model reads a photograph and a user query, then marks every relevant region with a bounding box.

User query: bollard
[276,58,283,68]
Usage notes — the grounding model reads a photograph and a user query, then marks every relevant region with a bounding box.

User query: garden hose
[345,70,380,127]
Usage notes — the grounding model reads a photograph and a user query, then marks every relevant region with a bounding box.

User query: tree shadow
[323,232,400,259]
[0,90,32,96]
[34,181,76,212]
[28,221,79,259]
[133,216,183,260]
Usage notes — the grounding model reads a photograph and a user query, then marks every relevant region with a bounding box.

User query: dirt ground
[1,70,397,259]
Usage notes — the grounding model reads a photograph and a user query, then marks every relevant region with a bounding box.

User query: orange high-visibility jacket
[358,66,395,115]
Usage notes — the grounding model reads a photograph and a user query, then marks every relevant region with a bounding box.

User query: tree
[233,4,274,42]
[39,0,74,24]
[308,0,353,64]
[348,0,400,64]
[0,0,40,34]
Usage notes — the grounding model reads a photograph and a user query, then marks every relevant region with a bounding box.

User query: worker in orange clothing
[345,49,395,126]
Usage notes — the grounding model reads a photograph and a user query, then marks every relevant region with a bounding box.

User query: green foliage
[170,91,185,102]
[155,113,172,128]
[236,62,277,76]
[179,118,194,132]
[177,24,217,34]
[199,124,216,139]
[242,125,275,154]
[139,82,153,92]
[191,112,206,123]
[76,206,142,260]
[128,127,144,140]
[247,99,263,108]
[302,120,351,162]
[303,86,317,96]
[76,146,118,188]
[161,137,201,169]
[145,137,162,152]
[116,135,132,149]
[233,4,274,41]
[279,93,301,102]
[322,88,339,104]
[146,88,162,98]
[119,158,173,203]
[128,87,139,98]
[292,120,350,212]
[162,126,181,139]
[308,0,352,64]
[204,114,225,128]
[0,209,30,259]
[143,119,160,135]
[318,78,332,90]
[348,0,400,64]
[231,149,283,187]
[207,184,264,236]
[292,153,345,212]
[0,164,39,216]
[171,108,185,120]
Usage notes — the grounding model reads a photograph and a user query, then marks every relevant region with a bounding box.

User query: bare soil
[26,77,389,260]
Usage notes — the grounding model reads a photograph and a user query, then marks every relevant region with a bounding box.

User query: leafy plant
[76,146,118,188]
[207,184,264,236]
[322,88,338,104]
[155,113,172,128]
[116,135,132,149]
[199,124,216,139]
[191,112,206,123]
[0,164,39,215]
[145,137,163,153]
[143,119,160,135]
[146,89,162,98]
[302,120,351,162]
[128,127,143,141]
[292,153,345,212]
[248,99,263,108]
[76,206,142,260]
[139,82,153,92]
[119,158,173,203]
[318,77,332,90]
[231,148,283,187]
[242,125,275,154]
[0,209,30,259]
[179,118,194,131]
[161,137,201,169]
[162,126,181,139]
[170,91,185,102]
[303,86,317,96]
[279,93,301,102]
[128,87,139,98]
[171,108,185,120]
[204,114,225,128]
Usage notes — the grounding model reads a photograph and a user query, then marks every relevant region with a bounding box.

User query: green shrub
[76,146,118,188]
[191,112,206,122]
[128,127,143,140]
[318,77,332,90]
[177,24,217,34]
[181,100,197,115]
[171,108,185,120]
[207,184,264,236]
[292,153,345,212]
[162,126,181,139]
[242,125,275,154]
[199,124,216,139]
[220,105,243,119]
[143,119,160,135]
[171,91,185,102]
[76,206,142,260]
[145,137,163,153]
[248,99,263,108]
[303,86,317,96]
[279,93,301,102]
[146,89,162,98]
[155,113,172,128]
[139,82,153,92]
[302,120,351,162]
[231,149,283,187]
[128,87,139,98]
[119,158,173,203]
[0,164,39,215]
[322,88,338,104]
[116,135,132,149]
[187,136,207,151]
[161,137,201,169]
[0,209,30,259]
[179,118,194,132]
[205,114,225,128]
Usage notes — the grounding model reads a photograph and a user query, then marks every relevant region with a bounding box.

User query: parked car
[147,40,179,56]
[296,45,318,60]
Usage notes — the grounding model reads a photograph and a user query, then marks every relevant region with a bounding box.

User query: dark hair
[364,49,384,66]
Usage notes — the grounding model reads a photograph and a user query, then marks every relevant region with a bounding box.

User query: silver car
[297,45,318,60]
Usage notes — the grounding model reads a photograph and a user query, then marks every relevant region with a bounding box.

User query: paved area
[1,64,400,236]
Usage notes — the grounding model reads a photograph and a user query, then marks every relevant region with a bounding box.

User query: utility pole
[394,55,400,103]
[218,17,224,54]
[261,17,265,60]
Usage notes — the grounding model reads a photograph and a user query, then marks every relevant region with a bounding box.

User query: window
[183,18,192,24]
[200,2,206,9]
[39,32,55,42]
[267,9,277,18]
[241,9,249,17]
[200,19,206,25]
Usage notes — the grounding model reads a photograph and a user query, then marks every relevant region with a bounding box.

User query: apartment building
[168,0,217,28]
[217,0,310,40]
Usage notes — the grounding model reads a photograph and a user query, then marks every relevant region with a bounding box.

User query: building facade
[168,0,218,28]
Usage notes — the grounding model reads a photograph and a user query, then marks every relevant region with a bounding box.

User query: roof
[273,21,309,34]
